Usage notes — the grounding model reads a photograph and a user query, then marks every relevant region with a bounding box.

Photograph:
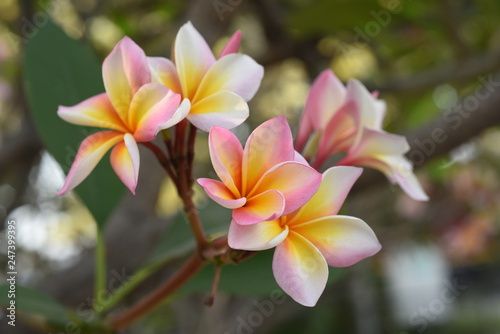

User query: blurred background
[1,0,500,333]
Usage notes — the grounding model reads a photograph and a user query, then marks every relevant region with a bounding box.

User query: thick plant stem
[181,189,208,251]
[108,253,205,330]
[174,120,207,252]
[187,123,197,187]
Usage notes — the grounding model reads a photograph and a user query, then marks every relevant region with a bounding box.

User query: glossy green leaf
[23,20,125,228]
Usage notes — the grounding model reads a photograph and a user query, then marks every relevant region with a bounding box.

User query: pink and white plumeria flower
[228,166,381,306]
[297,70,428,201]
[198,116,322,226]
[57,37,189,195]
[148,22,264,132]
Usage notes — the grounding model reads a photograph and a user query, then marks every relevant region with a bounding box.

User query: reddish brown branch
[108,252,205,330]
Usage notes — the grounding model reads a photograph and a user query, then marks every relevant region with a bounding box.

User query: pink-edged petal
[193,54,264,102]
[315,106,356,166]
[345,79,386,137]
[174,22,216,100]
[242,116,295,194]
[208,126,243,197]
[188,90,248,131]
[228,219,288,251]
[232,190,285,225]
[294,150,309,165]
[128,83,182,142]
[272,231,328,307]
[57,93,128,132]
[102,37,151,121]
[288,166,362,225]
[110,133,140,194]
[251,161,322,216]
[293,216,381,267]
[304,70,346,131]
[197,178,246,209]
[148,57,182,94]
[295,110,314,152]
[347,128,409,159]
[218,30,242,58]
[158,98,191,130]
[343,155,429,201]
[58,131,123,195]
[378,156,429,201]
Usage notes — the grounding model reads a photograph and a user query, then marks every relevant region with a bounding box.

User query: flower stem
[108,252,205,330]
[173,120,208,252]
[94,228,106,306]
[96,258,166,314]
[187,123,197,187]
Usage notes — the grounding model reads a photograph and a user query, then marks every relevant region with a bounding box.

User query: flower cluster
[58,22,427,307]
[58,22,263,194]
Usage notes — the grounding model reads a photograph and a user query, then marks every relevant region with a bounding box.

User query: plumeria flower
[198,116,322,225]
[297,70,428,201]
[57,37,189,195]
[147,22,264,132]
[228,166,381,306]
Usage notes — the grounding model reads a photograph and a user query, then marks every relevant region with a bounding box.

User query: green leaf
[0,284,73,325]
[23,20,125,228]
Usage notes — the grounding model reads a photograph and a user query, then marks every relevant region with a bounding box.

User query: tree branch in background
[374,51,500,93]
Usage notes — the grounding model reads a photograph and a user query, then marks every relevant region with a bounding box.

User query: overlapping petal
[193,54,264,102]
[128,83,182,142]
[251,162,322,216]
[189,90,248,131]
[288,166,362,225]
[228,219,288,251]
[242,116,295,194]
[272,232,328,307]
[296,70,346,151]
[58,131,123,195]
[174,22,216,100]
[197,178,247,209]
[232,190,285,225]
[110,133,140,194]
[57,93,128,133]
[315,107,355,166]
[306,70,346,131]
[208,126,243,196]
[292,216,381,267]
[102,37,151,120]
[148,57,182,94]
[345,79,386,131]
[344,128,409,161]
[158,98,191,130]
